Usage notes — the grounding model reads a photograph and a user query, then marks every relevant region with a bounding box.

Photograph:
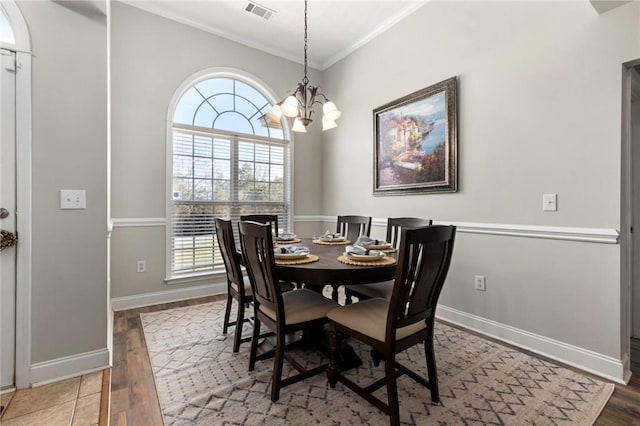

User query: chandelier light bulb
[322,101,341,121]
[322,117,337,131]
[281,96,300,117]
[265,104,282,122]
[291,118,307,133]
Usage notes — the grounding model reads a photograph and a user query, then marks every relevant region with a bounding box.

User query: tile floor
[0,370,106,426]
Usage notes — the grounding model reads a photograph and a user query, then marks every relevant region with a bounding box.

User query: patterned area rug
[140,298,613,425]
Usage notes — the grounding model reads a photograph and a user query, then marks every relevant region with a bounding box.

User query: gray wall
[110,2,323,298]
[17,1,108,365]
[322,0,639,372]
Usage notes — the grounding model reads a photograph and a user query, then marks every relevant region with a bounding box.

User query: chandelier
[262,0,341,133]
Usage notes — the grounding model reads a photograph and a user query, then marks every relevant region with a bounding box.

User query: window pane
[193,179,212,200]
[193,135,212,157]
[235,96,260,120]
[213,159,230,180]
[173,155,193,178]
[270,164,284,181]
[213,138,231,159]
[238,142,254,162]
[174,87,204,125]
[194,157,212,178]
[212,180,230,201]
[255,163,269,182]
[173,132,193,156]
[235,80,270,112]
[193,104,216,128]
[196,78,233,98]
[215,112,254,134]
[172,178,192,200]
[270,183,284,201]
[238,162,254,181]
[209,93,234,114]
[255,144,270,163]
[0,9,15,44]
[271,146,284,164]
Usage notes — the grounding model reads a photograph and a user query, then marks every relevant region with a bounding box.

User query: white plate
[362,243,392,250]
[344,252,386,261]
[274,234,297,242]
[274,252,309,260]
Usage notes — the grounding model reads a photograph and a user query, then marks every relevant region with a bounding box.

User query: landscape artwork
[374,77,457,195]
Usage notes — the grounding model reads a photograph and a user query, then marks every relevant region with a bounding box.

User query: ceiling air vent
[244,1,275,20]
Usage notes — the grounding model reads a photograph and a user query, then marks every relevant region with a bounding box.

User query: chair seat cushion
[345,280,394,300]
[231,281,252,297]
[260,289,338,325]
[327,298,425,342]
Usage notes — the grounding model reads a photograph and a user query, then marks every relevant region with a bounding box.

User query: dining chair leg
[331,285,339,302]
[248,316,261,372]
[271,330,286,402]
[222,292,233,335]
[232,298,245,352]
[327,324,339,388]
[344,288,353,305]
[385,355,400,426]
[424,319,440,403]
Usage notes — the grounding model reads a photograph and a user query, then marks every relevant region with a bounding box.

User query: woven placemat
[275,254,319,265]
[378,247,397,253]
[312,239,351,245]
[274,238,302,244]
[337,255,396,267]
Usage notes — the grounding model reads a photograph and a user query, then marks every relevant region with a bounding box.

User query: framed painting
[373,76,457,195]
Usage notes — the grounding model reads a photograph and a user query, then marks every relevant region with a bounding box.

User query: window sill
[164,270,226,286]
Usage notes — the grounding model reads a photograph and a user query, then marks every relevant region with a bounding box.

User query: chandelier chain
[303,0,309,85]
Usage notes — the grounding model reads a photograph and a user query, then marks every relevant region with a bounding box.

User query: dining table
[274,237,398,302]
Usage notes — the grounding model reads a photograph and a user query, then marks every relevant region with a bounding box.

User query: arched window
[169,73,291,276]
[0,8,16,45]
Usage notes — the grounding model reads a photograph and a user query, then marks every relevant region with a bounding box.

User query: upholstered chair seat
[260,288,337,325]
[327,298,426,343]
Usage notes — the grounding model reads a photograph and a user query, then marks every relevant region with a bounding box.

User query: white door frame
[1,0,32,389]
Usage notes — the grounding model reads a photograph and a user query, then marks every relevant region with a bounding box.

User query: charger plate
[275,254,319,265]
[274,237,302,244]
[337,255,396,267]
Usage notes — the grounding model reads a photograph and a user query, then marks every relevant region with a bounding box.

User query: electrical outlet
[474,275,486,291]
[137,260,146,273]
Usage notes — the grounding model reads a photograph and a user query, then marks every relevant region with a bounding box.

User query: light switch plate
[542,193,557,211]
[60,190,86,209]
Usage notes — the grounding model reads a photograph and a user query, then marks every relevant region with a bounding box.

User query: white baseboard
[436,305,628,384]
[30,348,110,387]
[111,283,226,311]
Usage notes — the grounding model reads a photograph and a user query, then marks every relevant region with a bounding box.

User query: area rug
[140,298,614,425]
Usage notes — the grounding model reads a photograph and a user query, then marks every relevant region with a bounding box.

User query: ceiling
[121,0,428,70]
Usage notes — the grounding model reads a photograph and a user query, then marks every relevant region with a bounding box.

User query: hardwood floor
[110,296,640,425]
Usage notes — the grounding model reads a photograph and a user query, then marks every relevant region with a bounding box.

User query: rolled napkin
[345,245,382,257]
[354,236,390,246]
[277,245,310,255]
[320,230,344,240]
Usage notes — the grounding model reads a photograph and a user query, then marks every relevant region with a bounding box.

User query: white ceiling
[121,0,429,70]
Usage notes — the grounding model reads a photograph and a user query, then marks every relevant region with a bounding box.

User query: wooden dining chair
[240,214,279,236]
[345,217,433,303]
[326,225,456,426]
[238,220,338,402]
[336,215,371,243]
[215,218,292,352]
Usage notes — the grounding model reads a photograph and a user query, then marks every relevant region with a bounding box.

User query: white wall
[322,1,640,381]
[109,2,324,299]
[17,0,109,380]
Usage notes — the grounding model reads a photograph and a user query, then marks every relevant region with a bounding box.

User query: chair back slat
[215,218,244,288]
[336,215,372,242]
[388,225,456,334]
[240,214,279,236]
[386,217,433,249]
[239,221,282,316]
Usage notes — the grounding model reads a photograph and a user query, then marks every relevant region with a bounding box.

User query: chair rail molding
[306,216,618,244]
[111,216,620,244]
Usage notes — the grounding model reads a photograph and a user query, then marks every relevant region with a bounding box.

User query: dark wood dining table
[275,238,398,301]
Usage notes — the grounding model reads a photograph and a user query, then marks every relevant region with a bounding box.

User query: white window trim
[165,67,294,282]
